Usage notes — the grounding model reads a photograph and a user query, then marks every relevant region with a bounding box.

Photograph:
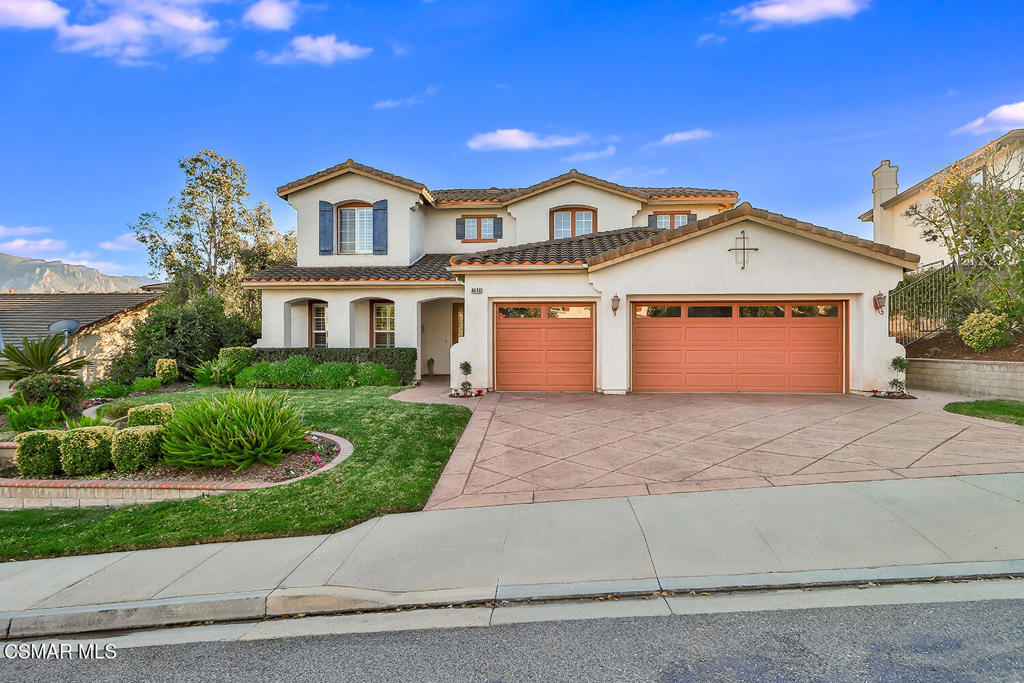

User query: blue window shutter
[372,200,388,254]
[647,214,658,229]
[319,201,334,254]
[493,217,503,239]
[687,213,697,225]
[455,218,465,240]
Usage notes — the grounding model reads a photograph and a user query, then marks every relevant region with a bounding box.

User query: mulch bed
[906,331,1024,362]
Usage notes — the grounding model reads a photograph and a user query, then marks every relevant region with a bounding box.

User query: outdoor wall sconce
[873,291,887,314]
[611,294,621,315]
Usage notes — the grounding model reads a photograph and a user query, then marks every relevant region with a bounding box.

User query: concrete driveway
[426,391,1024,510]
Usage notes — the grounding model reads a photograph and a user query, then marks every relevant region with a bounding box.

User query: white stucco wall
[883,194,949,268]
[420,207,517,254]
[506,184,643,242]
[453,218,908,394]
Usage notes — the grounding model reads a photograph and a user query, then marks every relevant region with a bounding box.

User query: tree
[905,141,1024,323]
[133,150,295,322]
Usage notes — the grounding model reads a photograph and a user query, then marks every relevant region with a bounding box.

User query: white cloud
[0,0,66,28]
[563,145,616,162]
[0,237,67,257]
[261,34,372,65]
[731,0,870,29]
[466,128,590,151]
[99,232,143,251]
[651,129,714,146]
[243,0,298,31]
[0,225,48,237]
[373,84,438,110]
[62,251,136,273]
[696,32,726,46]
[954,101,1024,135]
[390,41,410,56]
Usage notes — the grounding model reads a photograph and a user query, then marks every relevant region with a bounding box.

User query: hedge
[218,346,256,367]
[250,347,417,385]
[13,430,64,478]
[59,425,115,475]
[127,402,174,427]
[111,425,164,473]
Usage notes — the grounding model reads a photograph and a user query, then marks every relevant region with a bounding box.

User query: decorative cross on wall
[728,230,758,270]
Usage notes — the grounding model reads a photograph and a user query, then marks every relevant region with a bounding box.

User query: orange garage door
[632,302,845,393]
[495,303,594,391]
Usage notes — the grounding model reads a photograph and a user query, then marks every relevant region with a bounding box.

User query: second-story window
[654,212,693,229]
[464,216,495,241]
[550,208,596,239]
[338,202,374,254]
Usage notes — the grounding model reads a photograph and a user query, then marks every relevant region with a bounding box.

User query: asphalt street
[3,598,1023,682]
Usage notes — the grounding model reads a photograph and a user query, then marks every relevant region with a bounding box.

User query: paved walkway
[2,473,1024,638]
[426,389,1024,510]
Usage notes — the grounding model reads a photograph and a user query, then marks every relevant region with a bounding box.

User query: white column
[394,295,422,380]
[321,293,353,348]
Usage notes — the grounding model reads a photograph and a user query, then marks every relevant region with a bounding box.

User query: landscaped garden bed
[907,331,1024,362]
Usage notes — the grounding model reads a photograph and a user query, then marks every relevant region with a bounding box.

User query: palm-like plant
[0,334,91,381]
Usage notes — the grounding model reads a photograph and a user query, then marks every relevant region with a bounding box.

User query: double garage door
[492,300,845,393]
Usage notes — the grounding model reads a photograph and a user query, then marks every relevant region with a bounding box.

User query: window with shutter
[337,202,373,254]
[652,211,694,229]
[459,215,499,242]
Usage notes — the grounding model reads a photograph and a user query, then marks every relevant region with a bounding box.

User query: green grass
[944,399,1024,426]
[0,387,470,562]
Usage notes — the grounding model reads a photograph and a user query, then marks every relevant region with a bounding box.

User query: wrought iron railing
[889,261,957,345]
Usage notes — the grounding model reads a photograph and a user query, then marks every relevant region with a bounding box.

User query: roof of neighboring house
[0,292,162,348]
[277,162,738,206]
[243,253,457,284]
[451,203,919,269]
[858,128,1024,221]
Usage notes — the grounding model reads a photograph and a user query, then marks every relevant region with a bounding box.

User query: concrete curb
[4,559,1023,639]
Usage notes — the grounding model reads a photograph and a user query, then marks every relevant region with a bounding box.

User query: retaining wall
[908,358,1024,400]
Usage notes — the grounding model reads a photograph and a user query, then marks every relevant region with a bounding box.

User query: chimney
[871,160,899,244]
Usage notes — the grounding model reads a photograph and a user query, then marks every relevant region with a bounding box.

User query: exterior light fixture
[611,294,621,315]
[873,291,887,314]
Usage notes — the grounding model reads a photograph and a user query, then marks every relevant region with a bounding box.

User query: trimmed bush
[354,362,400,386]
[6,395,61,432]
[235,358,398,389]
[14,373,86,415]
[251,347,417,385]
[162,390,309,470]
[309,362,359,389]
[218,346,255,368]
[958,310,1013,353]
[129,376,162,393]
[13,430,64,478]
[155,359,178,384]
[59,425,115,475]
[111,425,163,473]
[127,402,174,427]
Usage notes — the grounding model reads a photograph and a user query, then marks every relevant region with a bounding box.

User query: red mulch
[906,331,1024,362]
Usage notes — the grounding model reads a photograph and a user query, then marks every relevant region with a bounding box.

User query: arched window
[549,207,596,239]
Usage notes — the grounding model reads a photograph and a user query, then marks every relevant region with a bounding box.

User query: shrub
[90,381,130,398]
[13,430,64,478]
[354,362,400,386]
[250,347,417,385]
[235,355,316,389]
[958,310,1013,353]
[155,359,178,384]
[308,362,358,389]
[14,373,86,415]
[192,357,245,387]
[59,425,115,475]
[129,376,162,393]
[111,425,163,473]
[162,390,309,470]
[6,395,62,432]
[0,395,22,414]
[127,402,174,427]
[0,333,90,381]
[218,346,255,368]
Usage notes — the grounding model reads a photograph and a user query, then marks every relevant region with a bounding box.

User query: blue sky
[0,0,1022,276]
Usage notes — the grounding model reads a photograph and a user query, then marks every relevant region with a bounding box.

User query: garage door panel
[495,303,594,391]
[497,328,545,345]
[633,301,844,393]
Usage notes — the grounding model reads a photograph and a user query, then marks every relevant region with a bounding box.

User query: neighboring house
[859,128,1024,269]
[0,292,162,387]
[244,160,918,395]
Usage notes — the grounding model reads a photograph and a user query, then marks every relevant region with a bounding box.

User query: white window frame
[311,303,327,348]
[338,205,374,255]
[372,302,395,348]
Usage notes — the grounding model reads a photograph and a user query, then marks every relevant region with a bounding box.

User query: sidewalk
[2,473,1024,638]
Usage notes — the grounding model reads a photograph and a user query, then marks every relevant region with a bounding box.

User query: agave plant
[0,334,91,381]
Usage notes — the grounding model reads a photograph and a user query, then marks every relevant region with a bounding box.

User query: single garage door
[632,302,845,393]
[495,302,594,391]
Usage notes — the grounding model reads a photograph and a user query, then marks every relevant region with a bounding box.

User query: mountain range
[0,253,156,293]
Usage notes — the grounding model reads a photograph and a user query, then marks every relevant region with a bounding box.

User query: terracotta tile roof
[452,203,919,268]
[431,188,516,203]
[0,293,162,348]
[277,159,429,198]
[244,253,458,283]
[450,227,661,266]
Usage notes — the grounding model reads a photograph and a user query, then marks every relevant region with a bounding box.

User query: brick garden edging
[908,358,1024,401]
[0,431,353,510]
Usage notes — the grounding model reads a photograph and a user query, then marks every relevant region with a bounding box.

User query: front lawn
[0,387,470,562]
[944,399,1024,426]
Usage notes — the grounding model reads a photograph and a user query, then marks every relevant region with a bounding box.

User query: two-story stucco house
[859,128,1024,269]
[244,160,919,395]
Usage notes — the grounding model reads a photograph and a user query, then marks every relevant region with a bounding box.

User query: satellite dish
[48,319,82,338]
